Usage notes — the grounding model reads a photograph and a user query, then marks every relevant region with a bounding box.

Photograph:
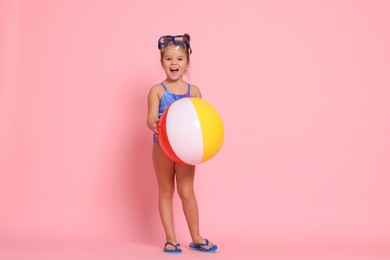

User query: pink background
[1,0,390,256]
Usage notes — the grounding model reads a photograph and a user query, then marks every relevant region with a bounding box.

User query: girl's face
[161,45,189,82]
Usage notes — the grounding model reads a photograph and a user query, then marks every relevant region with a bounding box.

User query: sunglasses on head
[158,35,190,50]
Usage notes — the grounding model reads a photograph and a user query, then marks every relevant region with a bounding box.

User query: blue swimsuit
[154,82,192,142]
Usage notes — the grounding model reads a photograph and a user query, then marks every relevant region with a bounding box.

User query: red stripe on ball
[158,106,190,165]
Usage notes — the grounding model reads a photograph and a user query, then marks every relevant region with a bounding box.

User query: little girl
[147,34,217,254]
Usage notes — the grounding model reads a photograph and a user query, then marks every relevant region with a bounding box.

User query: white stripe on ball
[166,98,203,165]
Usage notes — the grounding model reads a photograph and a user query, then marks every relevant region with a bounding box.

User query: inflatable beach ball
[158,98,224,165]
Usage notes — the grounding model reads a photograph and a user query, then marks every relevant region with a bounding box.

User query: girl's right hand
[153,119,160,140]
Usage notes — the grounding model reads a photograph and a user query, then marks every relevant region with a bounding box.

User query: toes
[165,243,180,251]
[165,244,174,250]
[202,240,213,250]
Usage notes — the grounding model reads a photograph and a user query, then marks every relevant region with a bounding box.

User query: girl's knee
[159,186,175,199]
[178,188,195,201]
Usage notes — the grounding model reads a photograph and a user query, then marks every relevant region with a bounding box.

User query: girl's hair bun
[184,33,191,42]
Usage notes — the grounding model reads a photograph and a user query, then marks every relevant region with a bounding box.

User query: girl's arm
[147,85,160,133]
[191,85,202,98]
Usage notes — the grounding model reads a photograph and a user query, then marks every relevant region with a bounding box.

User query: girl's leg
[175,164,215,250]
[152,142,178,250]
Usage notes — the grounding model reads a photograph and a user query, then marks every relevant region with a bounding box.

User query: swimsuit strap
[187,83,191,92]
[161,82,168,91]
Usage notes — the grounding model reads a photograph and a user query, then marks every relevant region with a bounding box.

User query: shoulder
[148,83,164,97]
[149,83,164,93]
[190,84,202,98]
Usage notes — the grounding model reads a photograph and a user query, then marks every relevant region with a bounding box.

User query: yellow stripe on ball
[190,98,224,163]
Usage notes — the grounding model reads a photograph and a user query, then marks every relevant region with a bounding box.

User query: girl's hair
[160,33,192,63]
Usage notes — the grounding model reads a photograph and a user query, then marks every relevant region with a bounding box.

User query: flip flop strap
[194,239,209,247]
[165,242,180,249]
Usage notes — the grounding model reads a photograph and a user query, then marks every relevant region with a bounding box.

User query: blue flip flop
[164,242,182,254]
[189,239,218,253]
